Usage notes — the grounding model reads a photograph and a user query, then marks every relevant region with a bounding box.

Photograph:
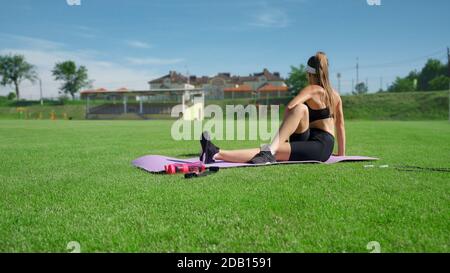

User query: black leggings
[288,128,335,162]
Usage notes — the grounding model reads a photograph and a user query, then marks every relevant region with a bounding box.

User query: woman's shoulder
[301,84,323,94]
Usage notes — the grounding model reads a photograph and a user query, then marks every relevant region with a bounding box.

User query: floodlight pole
[123,95,127,114]
[356,57,359,85]
[337,73,341,93]
[39,79,43,106]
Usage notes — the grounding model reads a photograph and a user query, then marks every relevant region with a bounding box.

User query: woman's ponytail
[315,52,335,115]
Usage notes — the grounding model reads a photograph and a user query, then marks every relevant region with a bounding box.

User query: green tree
[0,54,38,100]
[286,64,308,95]
[353,82,368,95]
[388,77,416,92]
[388,71,418,92]
[418,59,446,91]
[428,75,450,91]
[52,61,91,100]
[7,92,16,100]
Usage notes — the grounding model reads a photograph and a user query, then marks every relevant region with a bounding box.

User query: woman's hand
[287,100,299,110]
[287,95,301,110]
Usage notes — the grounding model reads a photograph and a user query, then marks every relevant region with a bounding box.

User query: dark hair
[307,56,319,73]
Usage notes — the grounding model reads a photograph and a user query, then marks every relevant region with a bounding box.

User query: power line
[335,75,399,83]
[331,48,448,93]
[360,50,444,69]
[333,48,446,72]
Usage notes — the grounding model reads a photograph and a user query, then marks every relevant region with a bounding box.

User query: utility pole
[185,65,190,85]
[352,78,354,94]
[356,57,359,85]
[337,73,341,93]
[380,77,383,92]
[39,79,43,106]
[365,78,369,92]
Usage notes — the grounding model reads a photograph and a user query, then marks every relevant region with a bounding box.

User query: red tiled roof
[81,87,129,94]
[223,85,253,92]
[80,87,108,94]
[257,83,288,92]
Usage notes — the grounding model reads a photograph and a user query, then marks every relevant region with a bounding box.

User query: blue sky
[0,0,449,98]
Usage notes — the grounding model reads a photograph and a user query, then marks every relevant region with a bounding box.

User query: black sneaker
[249,150,276,164]
[199,131,220,164]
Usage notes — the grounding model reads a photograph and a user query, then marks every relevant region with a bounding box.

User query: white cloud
[0,33,64,50]
[74,26,95,32]
[126,57,185,65]
[0,35,161,99]
[126,40,152,49]
[249,8,291,28]
[72,25,98,39]
[247,1,293,28]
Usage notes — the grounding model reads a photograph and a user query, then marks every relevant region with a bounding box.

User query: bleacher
[86,103,179,120]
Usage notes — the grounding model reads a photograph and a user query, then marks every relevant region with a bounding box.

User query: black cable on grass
[394,165,450,173]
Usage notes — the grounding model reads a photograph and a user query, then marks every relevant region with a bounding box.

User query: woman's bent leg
[205,104,307,164]
[270,104,309,153]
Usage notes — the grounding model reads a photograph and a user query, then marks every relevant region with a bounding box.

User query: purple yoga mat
[132,155,379,173]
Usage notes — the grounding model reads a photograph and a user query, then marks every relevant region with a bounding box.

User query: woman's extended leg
[214,142,293,163]
[214,148,259,163]
[212,104,309,163]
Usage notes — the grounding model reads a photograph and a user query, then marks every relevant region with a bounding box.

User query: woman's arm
[335,96,346,156]
[287,86,316,110]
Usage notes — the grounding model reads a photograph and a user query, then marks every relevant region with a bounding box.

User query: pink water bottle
[164,162,206,174]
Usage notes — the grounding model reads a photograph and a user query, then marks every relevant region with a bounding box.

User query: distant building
[148,68,288,99]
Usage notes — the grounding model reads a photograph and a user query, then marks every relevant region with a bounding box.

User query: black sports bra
[305,103,333,122]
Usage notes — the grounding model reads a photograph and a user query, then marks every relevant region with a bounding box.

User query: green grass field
[0,120,449,253]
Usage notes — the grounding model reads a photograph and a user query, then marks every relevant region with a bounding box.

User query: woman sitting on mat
[200,51,346,164]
